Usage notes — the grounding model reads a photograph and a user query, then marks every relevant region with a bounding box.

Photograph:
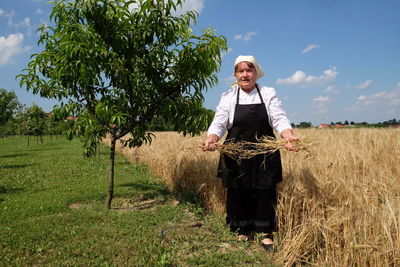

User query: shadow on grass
[115,161,132,166]
[120,180,170,198]
[25,148,56,152]
[0,163,36,169]
[0,153,29,159]
[120,180,205,208]
[0,186,25,194]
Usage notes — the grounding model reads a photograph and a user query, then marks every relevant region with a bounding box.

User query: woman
[204,55,298,251]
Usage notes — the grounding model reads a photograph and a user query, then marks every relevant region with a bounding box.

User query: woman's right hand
[281,129,300,152]
[203,134,219,151]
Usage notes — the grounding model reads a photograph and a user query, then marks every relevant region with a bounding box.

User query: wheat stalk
[215,136,314,161]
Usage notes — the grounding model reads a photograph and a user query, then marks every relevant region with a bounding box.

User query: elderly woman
[204,55,298,251]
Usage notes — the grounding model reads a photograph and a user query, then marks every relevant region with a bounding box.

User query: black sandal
[260,233,274,252]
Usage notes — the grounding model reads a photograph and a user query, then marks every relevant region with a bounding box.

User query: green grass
[0,136,277,266]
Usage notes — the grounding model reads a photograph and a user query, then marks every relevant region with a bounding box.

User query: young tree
[18,0,227,209]
[24,104,47,145]
[0,89,22,128]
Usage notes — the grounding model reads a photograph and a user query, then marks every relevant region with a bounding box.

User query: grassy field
[105,128,400,266]
[0,136,277,266]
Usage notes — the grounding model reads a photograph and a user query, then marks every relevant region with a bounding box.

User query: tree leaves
[0,89,22,127]
[17,0,227,155]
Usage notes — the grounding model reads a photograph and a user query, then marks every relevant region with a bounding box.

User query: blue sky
[1,0,399,126]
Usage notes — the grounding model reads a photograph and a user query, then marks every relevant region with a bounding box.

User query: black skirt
[226,186,277,235]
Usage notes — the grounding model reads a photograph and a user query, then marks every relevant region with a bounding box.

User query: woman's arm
[203,92,231,151]
[263,87,299,151]
[265,87,292,134]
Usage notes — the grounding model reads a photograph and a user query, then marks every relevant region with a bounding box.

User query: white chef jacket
[207,84,292,139]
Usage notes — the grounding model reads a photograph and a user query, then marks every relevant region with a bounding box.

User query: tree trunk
[27,135,30,146]
[97,142,101,166]
[106,136,116,210]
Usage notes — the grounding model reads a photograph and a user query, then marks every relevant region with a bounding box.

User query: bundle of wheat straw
[215,136,313,161]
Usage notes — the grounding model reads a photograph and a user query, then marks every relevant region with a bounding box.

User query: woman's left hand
[281,129,300,152]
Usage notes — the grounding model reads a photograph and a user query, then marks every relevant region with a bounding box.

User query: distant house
[319,124,330,129]
[334,124,345,128]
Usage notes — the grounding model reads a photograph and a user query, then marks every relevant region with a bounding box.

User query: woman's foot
[237,234,250,242]
[261,233,274,252]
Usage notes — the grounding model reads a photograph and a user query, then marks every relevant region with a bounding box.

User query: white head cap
[234,55,265,80]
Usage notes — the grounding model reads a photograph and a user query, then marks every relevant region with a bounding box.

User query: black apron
[217,85,283,189]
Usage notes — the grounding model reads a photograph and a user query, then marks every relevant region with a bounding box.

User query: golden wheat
[214,135,314,162]
[103,128,400,266]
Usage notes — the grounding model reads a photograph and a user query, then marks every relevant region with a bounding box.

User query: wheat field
[104,128,400,266]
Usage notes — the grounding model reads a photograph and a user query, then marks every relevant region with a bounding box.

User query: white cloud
[302,44,319,54]
[5,10,15,27]
[0,9,33,35]
[15,17,33,35]
[324,85,335,93]
[354,80,373,89]
[171,0,205,16]
[346,83,400,113]
[312,95,332,114]
[36,8,44,15]
[128,0,205,16]
[324,85,341,94]
[276,67,338,87]
[221,47,233,58]
[0,9,15,27]
[234,31,258,42]
[313,96,331,103]
[0,33,32,66]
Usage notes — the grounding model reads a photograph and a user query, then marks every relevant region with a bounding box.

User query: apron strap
[255,84,264,104]
[236,85,240,104]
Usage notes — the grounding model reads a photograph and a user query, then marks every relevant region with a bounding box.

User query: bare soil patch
[68,202,92,209]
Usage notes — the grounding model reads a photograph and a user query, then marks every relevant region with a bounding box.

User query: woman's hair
[234,61,256,73]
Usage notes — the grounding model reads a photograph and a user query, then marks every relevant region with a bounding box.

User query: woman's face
[235,62,257,91]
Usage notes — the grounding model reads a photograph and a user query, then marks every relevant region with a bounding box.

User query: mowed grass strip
[0,136,274,266]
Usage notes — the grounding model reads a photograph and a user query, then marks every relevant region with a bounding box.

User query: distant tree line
[292,119,400,128]
[0,90,72,141]
[1,88,216,139]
